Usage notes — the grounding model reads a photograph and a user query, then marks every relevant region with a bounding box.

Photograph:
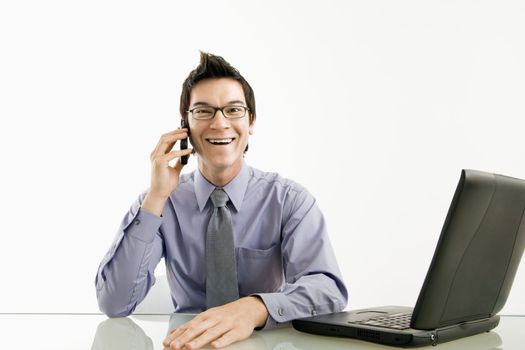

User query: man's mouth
[206,138,235,145]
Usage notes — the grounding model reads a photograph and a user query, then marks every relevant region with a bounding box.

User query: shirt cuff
[254,293,294,324]
[125,208,163,243]
[256,316,291,331]
[253,291,344,331]
[251,293,302,330]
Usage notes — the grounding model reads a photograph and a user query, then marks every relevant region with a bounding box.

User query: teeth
[208,138,233,144]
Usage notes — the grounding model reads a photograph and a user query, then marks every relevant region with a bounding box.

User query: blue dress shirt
[96,162,348,328]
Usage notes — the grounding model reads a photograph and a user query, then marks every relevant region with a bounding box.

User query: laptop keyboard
[354,312,412,330]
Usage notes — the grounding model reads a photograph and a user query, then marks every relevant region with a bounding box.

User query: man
[96,52,348,349]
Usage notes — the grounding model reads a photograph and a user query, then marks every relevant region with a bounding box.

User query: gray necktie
[206,188,239,308]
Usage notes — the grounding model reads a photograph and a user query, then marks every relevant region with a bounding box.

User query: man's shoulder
[248,166,307,195]
[247,166,318,220]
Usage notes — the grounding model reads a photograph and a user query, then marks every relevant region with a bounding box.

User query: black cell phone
[180,119,188,165]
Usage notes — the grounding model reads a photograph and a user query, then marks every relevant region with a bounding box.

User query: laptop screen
[411,170,525,330]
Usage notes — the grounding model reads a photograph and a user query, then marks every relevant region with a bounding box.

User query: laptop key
[356,312,412,330]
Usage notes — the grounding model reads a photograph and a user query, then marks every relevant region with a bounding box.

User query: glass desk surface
[0,313,522,349]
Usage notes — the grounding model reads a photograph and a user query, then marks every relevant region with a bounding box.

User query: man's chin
[198,154,243,172]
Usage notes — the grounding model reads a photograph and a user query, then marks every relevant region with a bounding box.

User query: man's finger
[163,316,197,345]
[162,331,175,347]
[159,148,192,163]
[168,318,218,350]
[164,313,204,344]
[152,149,192,169]
[176,319,215,343]
[159,128,189,139]
[184,323,231,350]
[163,325,185,346]
[150,130,189,160]
[153,130,188,157]
[210,329,241,349]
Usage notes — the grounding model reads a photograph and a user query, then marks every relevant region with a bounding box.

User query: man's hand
[163,296,269,349]
[142,128,193,216]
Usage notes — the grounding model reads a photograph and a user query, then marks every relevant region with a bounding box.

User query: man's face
[188,78,254,175]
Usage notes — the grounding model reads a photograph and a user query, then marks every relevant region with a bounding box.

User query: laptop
[293,169,525,347]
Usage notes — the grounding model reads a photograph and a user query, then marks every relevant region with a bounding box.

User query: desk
[0,314,522,349]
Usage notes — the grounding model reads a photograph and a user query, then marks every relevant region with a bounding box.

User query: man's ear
[249,118,255,135]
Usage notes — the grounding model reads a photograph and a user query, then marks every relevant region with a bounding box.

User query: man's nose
[210,109,230,128]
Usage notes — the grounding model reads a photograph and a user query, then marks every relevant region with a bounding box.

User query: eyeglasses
[186,105,250,120]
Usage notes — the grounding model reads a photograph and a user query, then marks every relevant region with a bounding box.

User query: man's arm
[255,188,348,327]
[96,128,192,317]
[95,192,165,317]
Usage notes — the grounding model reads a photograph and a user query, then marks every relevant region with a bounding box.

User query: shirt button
[278,308,284,316]
[134,218,141,225]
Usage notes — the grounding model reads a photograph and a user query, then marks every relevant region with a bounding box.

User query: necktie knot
[210,188,229,208]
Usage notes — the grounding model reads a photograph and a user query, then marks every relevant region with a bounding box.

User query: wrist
[246,296,269,328]
[142,192,169,217]
[145,191,169,202]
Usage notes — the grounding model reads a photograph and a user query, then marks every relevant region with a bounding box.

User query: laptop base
[292,306,500,347]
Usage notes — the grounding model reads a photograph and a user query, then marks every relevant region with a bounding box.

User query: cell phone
[180,119,188,165]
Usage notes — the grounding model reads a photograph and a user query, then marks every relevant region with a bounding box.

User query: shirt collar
[194,162,250,212]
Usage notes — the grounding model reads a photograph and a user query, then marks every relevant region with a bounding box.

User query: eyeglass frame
[186,105,251,120]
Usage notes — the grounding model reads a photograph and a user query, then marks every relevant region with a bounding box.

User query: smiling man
[95,52,348,349]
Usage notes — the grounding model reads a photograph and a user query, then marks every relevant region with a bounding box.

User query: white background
[1,0,524,314]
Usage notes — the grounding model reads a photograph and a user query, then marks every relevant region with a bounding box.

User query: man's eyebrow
[226,100,247,105]
[191,101,210,107]
[190,100,247,107]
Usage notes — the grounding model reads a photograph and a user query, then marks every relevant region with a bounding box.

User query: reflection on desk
[89,313,519,350]
[92,317,154,350]
[0,313,520,349]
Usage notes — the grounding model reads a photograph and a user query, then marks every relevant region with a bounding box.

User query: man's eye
[225,107,242,113]
[195,108,212,114]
